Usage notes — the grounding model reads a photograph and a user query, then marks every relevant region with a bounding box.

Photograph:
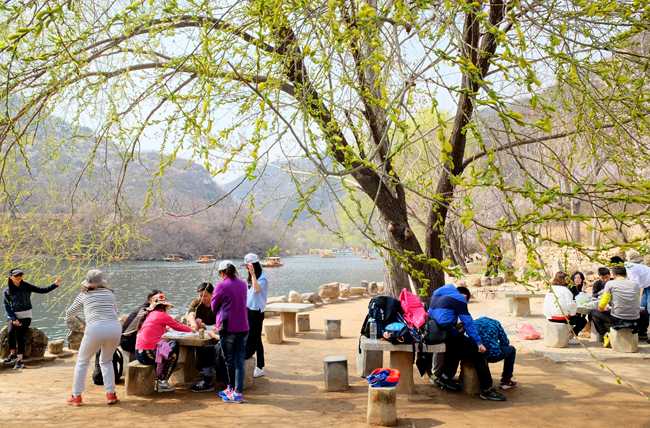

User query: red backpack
[399,288,427,329]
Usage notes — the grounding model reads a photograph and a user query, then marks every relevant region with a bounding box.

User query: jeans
[136,341,179,381]
[487,345,516,383]
[549,315,587,335]
[7,317,31,355]
[641,288,649,310]
[442,333,493,391]
[639,310,649,338]
[220,331,248,393]
[73,320,121,395]
[245,309,265,368]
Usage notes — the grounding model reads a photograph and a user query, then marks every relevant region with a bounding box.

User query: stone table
[264,303,315,338]
[504,292,545,317]
[162,330,217,384]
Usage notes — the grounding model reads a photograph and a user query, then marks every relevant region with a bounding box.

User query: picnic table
[504,291,545,317]
[358,336,445,394]
[163,329,217,384]
[265,302,315,338]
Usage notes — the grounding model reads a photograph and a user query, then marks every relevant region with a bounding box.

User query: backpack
[399,288,427,329]
[421,318,448,345]
[360,295,403,338]
[383,321,413,344]
[92,348,124,385]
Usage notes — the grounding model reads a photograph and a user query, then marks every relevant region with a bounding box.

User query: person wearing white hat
[65,270,120,406]
[211,260,249,403]
[243,253,269,378]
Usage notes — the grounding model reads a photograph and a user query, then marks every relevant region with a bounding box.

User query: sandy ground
[1,295,650,428]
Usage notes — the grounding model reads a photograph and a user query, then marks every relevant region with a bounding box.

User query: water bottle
[369,319,378,340]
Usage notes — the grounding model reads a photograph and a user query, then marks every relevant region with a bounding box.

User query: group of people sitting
[3,252,269,406]
[543,251,650,346]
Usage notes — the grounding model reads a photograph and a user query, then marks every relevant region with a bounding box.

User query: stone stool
[544,321,571,348]
[264,322,284,344]
[507,296,531,317]
[460,360,480,395]
[610,328,639,353]
[356,348,383,378]
[324,319,342,339]
[297,313,311,332]
[244,357,256,389]
[125,360,156,396]
[323,355,349,391]
[367,386,397,426]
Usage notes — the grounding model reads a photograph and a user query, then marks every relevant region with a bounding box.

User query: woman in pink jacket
[135,293,194,392]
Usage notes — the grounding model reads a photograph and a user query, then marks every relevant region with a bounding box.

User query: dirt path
[1,297,649,428]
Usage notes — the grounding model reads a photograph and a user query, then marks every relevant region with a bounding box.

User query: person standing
[244,253,268,378]
[65,270,121,406]
[3,268,60,369]
[212,260,249,403]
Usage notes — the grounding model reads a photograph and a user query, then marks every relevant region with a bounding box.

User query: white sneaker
[253,367,265,378]
[156,380,175,393]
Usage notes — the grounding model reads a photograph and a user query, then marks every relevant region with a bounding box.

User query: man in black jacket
[3,268,60,369]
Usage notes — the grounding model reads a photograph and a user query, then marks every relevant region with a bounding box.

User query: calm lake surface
[26,255,384,339]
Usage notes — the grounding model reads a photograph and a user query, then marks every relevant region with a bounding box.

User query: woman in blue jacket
[3,268,60,369]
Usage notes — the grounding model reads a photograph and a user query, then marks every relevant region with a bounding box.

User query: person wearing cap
[186,282,218,393]
[3,268,61,369]
[212,260,249,403]
[65,270,121,406]
[135,293,194,392]
[244,253,269,378]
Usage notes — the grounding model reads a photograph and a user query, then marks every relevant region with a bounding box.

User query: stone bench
[610,328,638,353]
[297,313,311,332]
[544,321,572,348]
[264,322,284,344]
[504,292,544,317]
[358,336,445,394]
[125,360,156,396]
[324,319,342,339]
[323,355,349,391]
[367,385,397,426]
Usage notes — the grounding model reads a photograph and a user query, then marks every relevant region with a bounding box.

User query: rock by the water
[267,295,288,304]
[67,331,84,351]
[376,282,385,293]
[47,339,65,355]
[0,326,49,358]
[319,282,341,300]
[360,280,369,289]
[349,287,366,296]
[288,290,302,303]
[340,284,351,298]
[368,282,379,294]
[302,292,323,305]
[471,277,482,287]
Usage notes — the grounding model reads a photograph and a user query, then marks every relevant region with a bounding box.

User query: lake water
[25,255,385,339]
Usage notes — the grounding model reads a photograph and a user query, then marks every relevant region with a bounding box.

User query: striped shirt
[65,288,119,325]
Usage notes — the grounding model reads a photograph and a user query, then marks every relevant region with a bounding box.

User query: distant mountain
[224,157,343,227]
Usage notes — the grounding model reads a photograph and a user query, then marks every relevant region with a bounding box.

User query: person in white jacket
[543,272,587,335]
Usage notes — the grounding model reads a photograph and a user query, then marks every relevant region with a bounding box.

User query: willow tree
[2,1,649,296]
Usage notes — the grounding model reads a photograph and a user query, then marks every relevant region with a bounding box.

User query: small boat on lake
[320,250,336,258]
[197,254,217,264]
[262,257,283,268]
[163,254,184,262]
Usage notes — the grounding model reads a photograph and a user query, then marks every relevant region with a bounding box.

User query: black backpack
[421,318,448,345]
[92,348,124,385]
[360,295,403,338]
